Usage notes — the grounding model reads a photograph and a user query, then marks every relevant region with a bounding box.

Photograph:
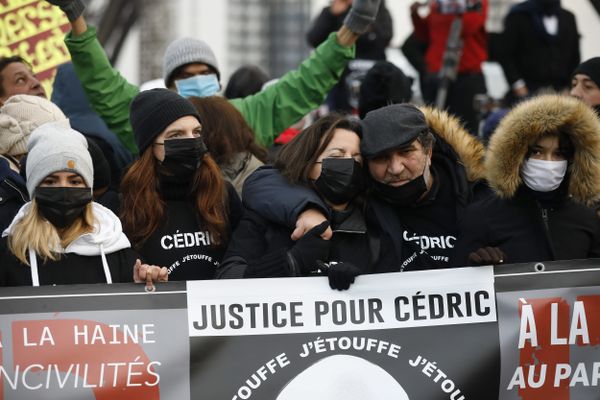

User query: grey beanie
[26,121,93,197]
[360,104,429,159]
[162,37,220,87]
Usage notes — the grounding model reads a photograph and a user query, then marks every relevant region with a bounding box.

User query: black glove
[46,0,86,22]
[287,221,331,276]
[343,0,382,35]
[317,260,361,291]
[467,247,506,266]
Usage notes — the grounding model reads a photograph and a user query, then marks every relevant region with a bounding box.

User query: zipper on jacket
[4,179,27,202]
[538,206,556,259]
[541,208,550,232]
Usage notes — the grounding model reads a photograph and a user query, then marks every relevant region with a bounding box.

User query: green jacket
[64,27,355,154]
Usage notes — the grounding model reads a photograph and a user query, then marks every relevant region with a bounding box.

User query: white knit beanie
[0,114,25,156]
[162,37,220,86]
[26,122,93,197]
[0,95,67,156]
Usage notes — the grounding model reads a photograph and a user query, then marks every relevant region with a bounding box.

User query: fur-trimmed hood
[486,95,600,205]
[418,106,486,183]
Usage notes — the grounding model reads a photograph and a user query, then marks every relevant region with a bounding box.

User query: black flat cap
[360,104,428,159]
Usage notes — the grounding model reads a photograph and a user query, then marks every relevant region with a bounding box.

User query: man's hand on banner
[133,259,169,292]
[45,0,86,22]
[468,247,506,266]
[317,260,361,290]
[343,0,382,35]
[287,221,332,276]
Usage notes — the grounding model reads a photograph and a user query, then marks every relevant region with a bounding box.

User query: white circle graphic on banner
[276,354,410,399]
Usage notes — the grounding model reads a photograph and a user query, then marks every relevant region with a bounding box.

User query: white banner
[186,266,497,336]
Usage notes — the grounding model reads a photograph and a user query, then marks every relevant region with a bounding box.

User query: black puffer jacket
[455,95,600,264]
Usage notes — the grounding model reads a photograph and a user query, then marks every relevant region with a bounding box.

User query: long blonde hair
[8,200,95,265]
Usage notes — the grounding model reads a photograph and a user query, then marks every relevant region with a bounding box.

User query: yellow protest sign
[1,0,71,97]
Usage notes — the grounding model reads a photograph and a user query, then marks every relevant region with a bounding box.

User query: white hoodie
[3,202,131,285]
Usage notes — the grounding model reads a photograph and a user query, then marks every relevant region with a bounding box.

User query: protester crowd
[1,0,600,291]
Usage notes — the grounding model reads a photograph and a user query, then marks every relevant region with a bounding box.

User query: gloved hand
[46,0,86,22]
[287,221,331,276]
[317,260,361,290]
[343,0,382,35]
[467,247,506,266]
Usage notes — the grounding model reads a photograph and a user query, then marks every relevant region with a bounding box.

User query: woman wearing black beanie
[120,89,242,281]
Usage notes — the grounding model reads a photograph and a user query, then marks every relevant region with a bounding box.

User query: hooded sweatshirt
[0,202,136,286]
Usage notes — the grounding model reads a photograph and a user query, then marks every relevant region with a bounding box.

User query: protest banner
[187,266,498,399]
[0,262,599,399]
[0,0,71,97]
[496,259,600,400]
[0,282,190,399]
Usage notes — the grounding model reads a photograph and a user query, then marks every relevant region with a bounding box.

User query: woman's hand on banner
[133,259,169,292]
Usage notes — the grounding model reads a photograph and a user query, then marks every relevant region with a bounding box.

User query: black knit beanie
[573,57,600,88]
[130,88,201,153]
[359,61,413,119]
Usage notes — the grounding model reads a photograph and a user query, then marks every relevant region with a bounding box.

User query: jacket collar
[331,205,367,234]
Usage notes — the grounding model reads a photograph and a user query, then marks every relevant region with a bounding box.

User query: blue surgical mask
[175,74,220,98]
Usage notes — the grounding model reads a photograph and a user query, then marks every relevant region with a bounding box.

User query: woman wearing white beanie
[0,94,68,231]
[0,122,167,287]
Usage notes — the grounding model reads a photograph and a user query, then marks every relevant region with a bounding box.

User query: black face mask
[159,137,208,184]
[35,187,93,229]
[372,173,428,206]
[313,158,366,205]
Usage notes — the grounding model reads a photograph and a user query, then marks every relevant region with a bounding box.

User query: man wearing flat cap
[242,104,486,272]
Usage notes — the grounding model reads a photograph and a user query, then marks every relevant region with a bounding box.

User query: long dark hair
[188,96,268,165]
[274,113,361,185]
[120,148,228,248]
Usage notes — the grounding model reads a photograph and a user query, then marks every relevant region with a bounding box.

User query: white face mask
[521,158,568,192]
